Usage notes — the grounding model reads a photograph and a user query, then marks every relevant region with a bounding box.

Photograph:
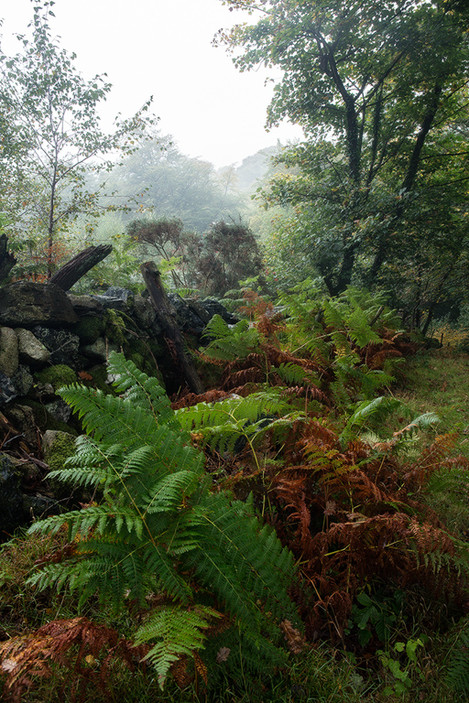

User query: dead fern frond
[171,389,231,410]
[404,433,460,489]
[0,617,147,703]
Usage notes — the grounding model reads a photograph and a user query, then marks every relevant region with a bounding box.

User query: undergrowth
[0,283,468,701]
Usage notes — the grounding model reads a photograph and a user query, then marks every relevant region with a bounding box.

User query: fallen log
[49,244,112,291]
[141,261,204,395]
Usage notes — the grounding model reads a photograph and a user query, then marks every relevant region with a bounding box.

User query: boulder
[32,327,80,366]
[81,337,109,362]
[102,286,134,303]
[0,326,19,377]
[42,430,77,500]
[44,399,73,424]
[132,294,160,331]
[15,327,51,366]
[11,365,33,397]
[0,281,78,327]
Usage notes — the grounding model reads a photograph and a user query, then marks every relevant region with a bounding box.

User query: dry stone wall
[0,280,236,537]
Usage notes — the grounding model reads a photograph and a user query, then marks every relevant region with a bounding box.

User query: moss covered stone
[73,315,105,344]
[35,364,77,390]
[42,430,78,499]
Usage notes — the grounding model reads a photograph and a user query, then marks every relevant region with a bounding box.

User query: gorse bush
[26,353,298,688]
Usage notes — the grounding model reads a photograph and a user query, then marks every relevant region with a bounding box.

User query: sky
[0,0,304,168]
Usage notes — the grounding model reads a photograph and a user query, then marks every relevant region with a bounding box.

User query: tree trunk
[49,244,112,291]
[141,261,204,395]
[0,235,17,284]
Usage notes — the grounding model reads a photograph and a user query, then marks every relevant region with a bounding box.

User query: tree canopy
[219,0,469,324]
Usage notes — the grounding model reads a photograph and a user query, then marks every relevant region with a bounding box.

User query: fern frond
[134,605,220,688]
[27,354,299,688]
[107,351,175,426]
[339,396,402,447]
[202,315,260,361]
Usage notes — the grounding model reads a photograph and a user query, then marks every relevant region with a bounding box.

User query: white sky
[0,0,303,167]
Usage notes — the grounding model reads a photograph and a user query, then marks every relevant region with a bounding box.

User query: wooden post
[141,261,203,395]
[49,244,112,291]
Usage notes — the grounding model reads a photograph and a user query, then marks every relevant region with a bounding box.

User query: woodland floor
[0,345,468,702]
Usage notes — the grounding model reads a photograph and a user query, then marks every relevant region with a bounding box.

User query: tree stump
[141,261,203,395]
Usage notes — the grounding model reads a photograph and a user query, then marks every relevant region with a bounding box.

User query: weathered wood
[49,244,112,291]
[0,235,17,284]
[141,261,204,395]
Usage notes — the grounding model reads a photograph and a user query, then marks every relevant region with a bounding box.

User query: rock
[42,430,77,500]
[81,337,108,362]
[202,298,239,325]
[32,327,80,366]
[93,293,129,311]
[166,295,238,337]
[72,315,105,344]
[67,293,104,317]
[15,328,51,366]
[102,286,134,303]
[0,453,25,537]
[42,429,76,457]
[11,365,33,397]
[0,281,78,327]
[44,399,72,424]
[4,404,38,446]
[132,295,159,331]
[0,373,18,406]
[0,326,19,377]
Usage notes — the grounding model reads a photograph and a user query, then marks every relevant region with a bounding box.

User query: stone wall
[0,280,236,537]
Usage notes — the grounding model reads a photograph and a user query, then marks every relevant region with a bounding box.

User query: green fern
[201,314,260,361]
[339,397,438,448]
[176,389,304,458]
[27,352,298,687]
[134,605,221,687]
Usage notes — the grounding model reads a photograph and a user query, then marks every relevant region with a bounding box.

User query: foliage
[0,1,156,278]
[105,136,246,233]
[127,217,201,289]
[195,220,264,296]
[377,636,426,697]
[219,0,469,322]
[25,353,297,688]
[445,616,469,695]
[0,617,148,703]
[187,285,468,648]
[126,217,262,295]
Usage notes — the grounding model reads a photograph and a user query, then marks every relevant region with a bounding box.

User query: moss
[35,364,76,390]
[104,309,126,345]
[43,431,76,475]
[73,316,105,344]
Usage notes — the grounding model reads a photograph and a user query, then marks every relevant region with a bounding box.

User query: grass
[394,349,469,457]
